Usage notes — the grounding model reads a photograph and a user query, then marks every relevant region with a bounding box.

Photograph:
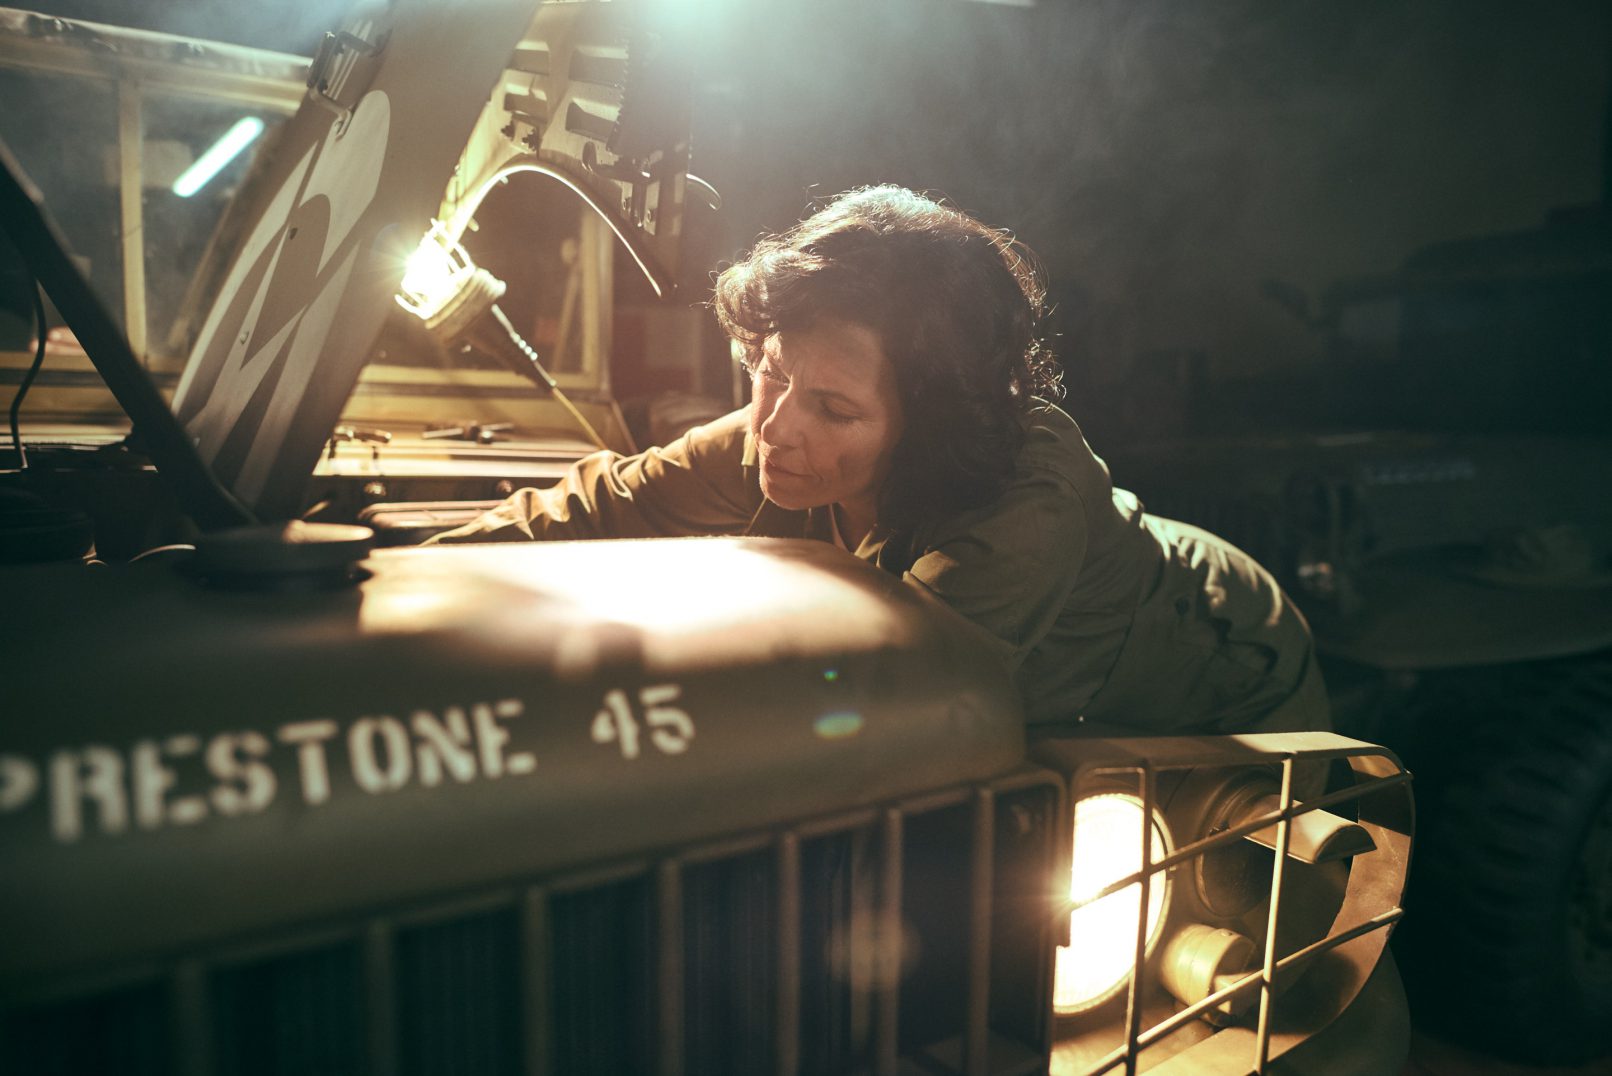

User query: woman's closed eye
[819,403,859,425]
[748,355,862,424]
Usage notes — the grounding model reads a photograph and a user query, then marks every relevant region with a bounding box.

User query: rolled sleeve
[425,408,761,544]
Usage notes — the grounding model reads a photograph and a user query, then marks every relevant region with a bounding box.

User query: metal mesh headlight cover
[1031,731,1413,1075]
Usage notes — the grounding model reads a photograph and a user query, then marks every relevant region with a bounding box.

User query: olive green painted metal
[0,537,1025,990]
[0,3,1418,1069]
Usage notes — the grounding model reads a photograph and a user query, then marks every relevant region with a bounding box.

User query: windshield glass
[140,92,283,362]
[0,65,122,347]
[0,13,304,429]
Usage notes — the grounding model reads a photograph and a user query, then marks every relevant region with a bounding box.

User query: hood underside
[136,0,692,521]
[0,0,686,522]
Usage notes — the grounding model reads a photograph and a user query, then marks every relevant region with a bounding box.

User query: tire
[1394,658,1612,1065]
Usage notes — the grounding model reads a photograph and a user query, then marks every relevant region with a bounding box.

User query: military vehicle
[1,4,1413,1072]
[1111,186,1612,1062]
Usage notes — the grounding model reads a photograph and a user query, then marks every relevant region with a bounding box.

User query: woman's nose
[759,385,804,448]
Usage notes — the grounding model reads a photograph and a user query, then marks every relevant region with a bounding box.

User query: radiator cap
[192,520,373,589]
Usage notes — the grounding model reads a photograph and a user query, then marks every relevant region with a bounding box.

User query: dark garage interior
[1,1,1609,1074]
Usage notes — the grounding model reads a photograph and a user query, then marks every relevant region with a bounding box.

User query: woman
[429,186,1328,739]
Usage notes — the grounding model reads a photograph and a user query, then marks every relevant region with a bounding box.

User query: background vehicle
[1112,196,1612,1063]
[1,4,1412,1073]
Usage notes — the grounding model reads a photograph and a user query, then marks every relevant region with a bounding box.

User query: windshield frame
[0,8,307,367]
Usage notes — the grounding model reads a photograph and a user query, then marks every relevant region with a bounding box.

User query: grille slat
[519,887,552,1076]
[876,808,904,1076]
[966,789,997,1076]
[799,827,873,1073]
[775,832,802,1076]
[0,979,170,1075]
[551,875,654,1074]
[988,788,1064,1052]
[174,959,213,1076]
[656,860,684,1076]
[395,908,520,1076]
[211,942,364,1076]
[683,849,778,1074]
[363,921,397,1076]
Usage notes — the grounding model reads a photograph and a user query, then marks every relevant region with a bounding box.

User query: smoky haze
[19,0,1611,440]
[687,0,1609,438]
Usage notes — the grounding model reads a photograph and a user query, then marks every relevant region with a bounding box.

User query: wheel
[1394,658,1612,1065]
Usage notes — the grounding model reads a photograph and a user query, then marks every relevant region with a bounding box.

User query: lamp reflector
[1055,792,1172,1015]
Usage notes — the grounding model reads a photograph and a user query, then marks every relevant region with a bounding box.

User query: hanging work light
[394,220,609,450]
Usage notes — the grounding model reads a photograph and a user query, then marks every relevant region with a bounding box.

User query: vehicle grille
[2,769,1061,1076]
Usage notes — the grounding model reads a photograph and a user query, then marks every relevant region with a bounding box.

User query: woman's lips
[761,455,807,480]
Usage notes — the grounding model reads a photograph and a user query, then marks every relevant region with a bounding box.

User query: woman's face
[747,318,904,529]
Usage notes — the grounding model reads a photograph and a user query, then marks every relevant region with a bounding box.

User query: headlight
[1054,792,1173,1015]
[1032,733,1414,1074]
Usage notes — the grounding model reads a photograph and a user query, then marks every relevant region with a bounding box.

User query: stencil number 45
[592,684,693,760]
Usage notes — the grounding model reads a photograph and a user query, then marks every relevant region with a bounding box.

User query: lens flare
[1054,793,1172,1015]
[813,712,863,739]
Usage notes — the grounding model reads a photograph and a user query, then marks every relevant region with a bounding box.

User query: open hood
[171,0,694,520]
[94,0,691,522]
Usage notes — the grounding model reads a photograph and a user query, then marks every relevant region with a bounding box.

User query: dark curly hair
[712,185,1061,531]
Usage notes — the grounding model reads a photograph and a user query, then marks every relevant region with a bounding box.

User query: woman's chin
[763,489,814,511]
[760,474,821,512]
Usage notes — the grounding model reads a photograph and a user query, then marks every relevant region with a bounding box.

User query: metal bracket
[305,29,384,131]
[582,141,668,229]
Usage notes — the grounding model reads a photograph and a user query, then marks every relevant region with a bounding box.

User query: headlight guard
[1030,731,1413,1075]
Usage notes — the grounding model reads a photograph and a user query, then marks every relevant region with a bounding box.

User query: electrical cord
[7,281,46,470]
[488,302,611,451]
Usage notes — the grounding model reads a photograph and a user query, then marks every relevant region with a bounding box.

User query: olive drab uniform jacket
[426,405,1330,739]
